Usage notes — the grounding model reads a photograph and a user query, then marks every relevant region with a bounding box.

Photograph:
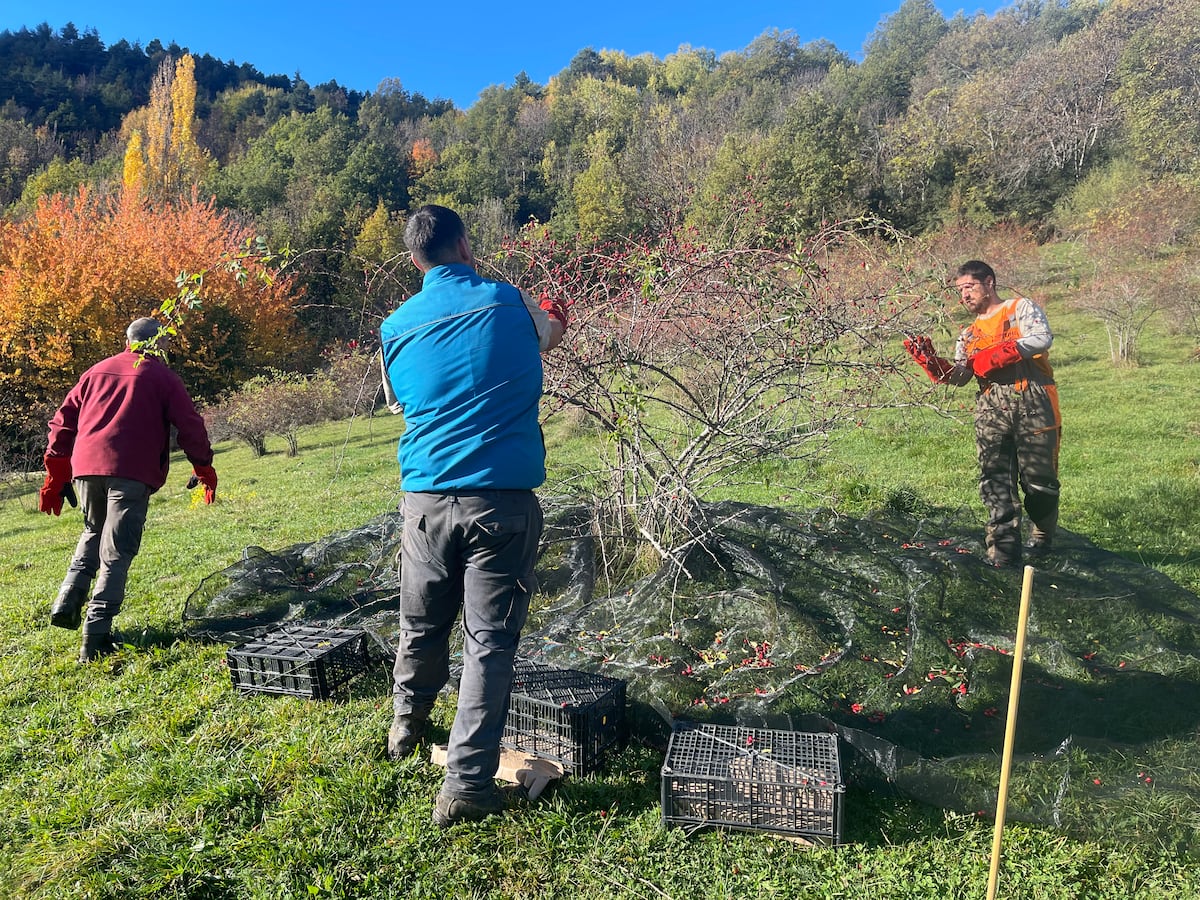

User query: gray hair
[126,317,161,345]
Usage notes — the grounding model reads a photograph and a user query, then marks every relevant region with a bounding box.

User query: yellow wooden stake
[987,564,1036,900]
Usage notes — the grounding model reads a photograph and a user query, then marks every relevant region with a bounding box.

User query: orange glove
[191,464,218,504]
[903,336,953,383]
[538,293,569,330]
[969,340,1023,378]
[39,456,73,516]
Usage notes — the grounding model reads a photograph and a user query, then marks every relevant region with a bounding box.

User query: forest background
[2,0,1200,468]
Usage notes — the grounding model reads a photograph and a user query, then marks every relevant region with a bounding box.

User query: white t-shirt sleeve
[521,289,555,352]
[379,349,403,415]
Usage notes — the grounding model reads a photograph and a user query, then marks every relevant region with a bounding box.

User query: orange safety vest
[960,297,1054,388]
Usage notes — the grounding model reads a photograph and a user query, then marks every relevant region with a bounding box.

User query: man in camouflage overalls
[905,260,1062,567]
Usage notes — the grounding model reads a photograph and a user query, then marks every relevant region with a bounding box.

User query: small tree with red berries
[490,211,945,576]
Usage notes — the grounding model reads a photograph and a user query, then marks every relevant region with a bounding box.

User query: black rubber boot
[50,586,89,630]
[79,631,117,663]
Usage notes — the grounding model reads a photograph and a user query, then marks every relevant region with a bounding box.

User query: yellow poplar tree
[142,57,174,196]
[122,129,145,194]
[170,54,206,190]
[123,54,209,200]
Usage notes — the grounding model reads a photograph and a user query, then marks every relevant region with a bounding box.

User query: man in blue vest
[380,204,567,827]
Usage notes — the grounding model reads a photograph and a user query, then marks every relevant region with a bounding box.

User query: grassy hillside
[1,288,1198,897]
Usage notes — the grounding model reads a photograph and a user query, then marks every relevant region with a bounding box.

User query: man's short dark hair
[956,260,996,285]
[404,205,466,268]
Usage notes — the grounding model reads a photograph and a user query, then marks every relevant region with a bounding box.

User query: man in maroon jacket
[40,317,218,662]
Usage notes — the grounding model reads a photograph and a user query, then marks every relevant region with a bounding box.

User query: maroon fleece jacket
[45,350,213,491]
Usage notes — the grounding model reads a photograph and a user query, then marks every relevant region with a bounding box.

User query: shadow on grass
[119,621,185,653]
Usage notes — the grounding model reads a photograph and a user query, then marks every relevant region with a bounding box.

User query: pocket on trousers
[505,574,537,632]
[475,513,528,538]
[401,513,438,566]
[469,572,537,638]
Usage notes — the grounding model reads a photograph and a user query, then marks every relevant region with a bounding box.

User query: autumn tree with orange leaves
[0,186,302,456]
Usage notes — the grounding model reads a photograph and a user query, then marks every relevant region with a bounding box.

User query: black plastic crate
[227,625,372,699]
[500,661,627,776]
[662,722,845,844]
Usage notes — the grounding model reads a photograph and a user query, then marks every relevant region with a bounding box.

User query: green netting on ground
[183,510,405,660]
[182,499,1200,852]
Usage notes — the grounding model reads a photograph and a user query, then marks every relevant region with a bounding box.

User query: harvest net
[183,499,1200,852]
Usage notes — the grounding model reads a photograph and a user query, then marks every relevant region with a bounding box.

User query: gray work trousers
[392,490,542,799]
[60,476,151,635]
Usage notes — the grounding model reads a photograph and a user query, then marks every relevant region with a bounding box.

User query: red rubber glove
[969,340,1023,378]
[538,292,569,330]
[192,464,218,504]
[903,336,953,383]
[39,456,72,516]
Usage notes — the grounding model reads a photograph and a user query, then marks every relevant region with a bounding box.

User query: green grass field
[2,295,1199,898]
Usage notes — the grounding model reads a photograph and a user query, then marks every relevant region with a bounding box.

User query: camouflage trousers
[974,381,1062,564]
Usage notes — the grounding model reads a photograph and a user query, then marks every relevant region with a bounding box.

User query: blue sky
[3,1,1008,109]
